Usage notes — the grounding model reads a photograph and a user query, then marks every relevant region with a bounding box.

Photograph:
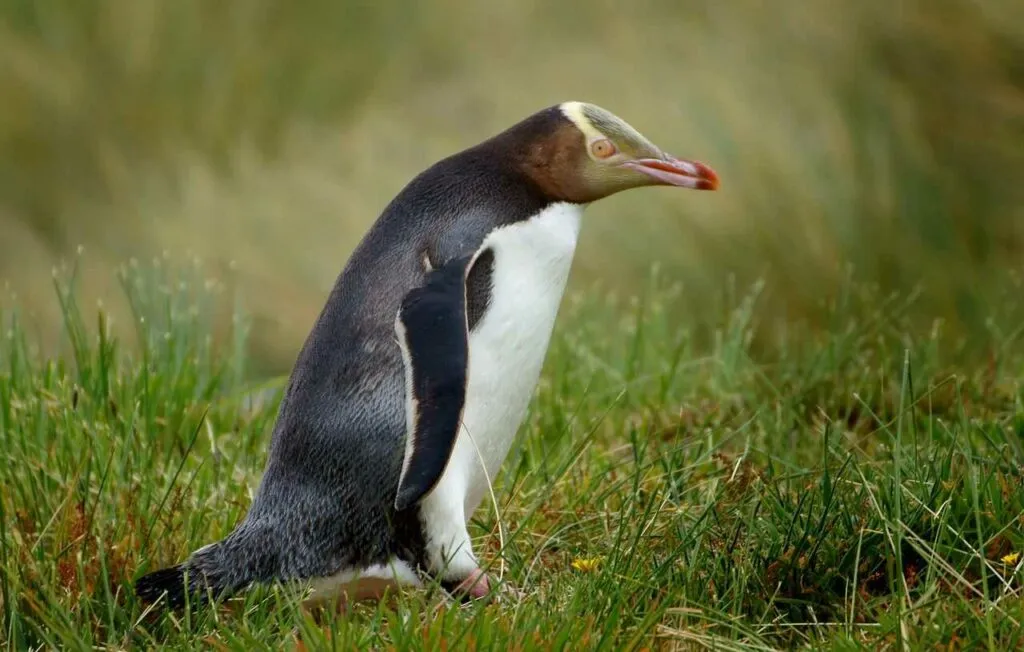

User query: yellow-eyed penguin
[135,101,719,608]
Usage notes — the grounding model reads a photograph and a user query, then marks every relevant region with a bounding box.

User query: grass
[2,259,1022,650]
[2,4,1022,647]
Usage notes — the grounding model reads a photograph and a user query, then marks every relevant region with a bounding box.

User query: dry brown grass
[2,0,1022,372]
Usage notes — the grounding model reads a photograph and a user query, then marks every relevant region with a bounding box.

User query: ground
[1,262,1022,651]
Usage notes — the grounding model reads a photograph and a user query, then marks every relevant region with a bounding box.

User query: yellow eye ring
[591,139,617,159]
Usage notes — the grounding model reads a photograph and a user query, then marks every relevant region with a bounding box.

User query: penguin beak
[621,156,720,191]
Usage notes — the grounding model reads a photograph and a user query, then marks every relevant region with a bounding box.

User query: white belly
[450,202,583,518]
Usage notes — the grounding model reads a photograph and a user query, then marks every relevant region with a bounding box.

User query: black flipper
[393,254,475,512]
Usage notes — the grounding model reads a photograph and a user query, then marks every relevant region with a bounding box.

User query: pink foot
[454,568,490,599]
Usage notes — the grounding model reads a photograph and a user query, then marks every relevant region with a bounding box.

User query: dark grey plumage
[135,107,568,607]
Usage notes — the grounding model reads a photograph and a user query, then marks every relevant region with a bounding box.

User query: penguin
[134,101,719,609]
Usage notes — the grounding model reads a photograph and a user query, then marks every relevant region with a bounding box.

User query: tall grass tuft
[1,260,1022,649]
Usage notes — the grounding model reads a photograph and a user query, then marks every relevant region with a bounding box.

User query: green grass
[2,260,1022,650]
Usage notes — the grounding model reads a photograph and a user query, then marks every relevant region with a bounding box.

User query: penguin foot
[441,568,491,602]
[457,568,490,599]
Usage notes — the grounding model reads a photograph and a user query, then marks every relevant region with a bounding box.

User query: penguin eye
[591,139,617,159]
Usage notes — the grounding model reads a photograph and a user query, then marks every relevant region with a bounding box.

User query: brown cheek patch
[523,124,598,204]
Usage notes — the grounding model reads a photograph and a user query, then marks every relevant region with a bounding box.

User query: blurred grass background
[1,0,1022,375]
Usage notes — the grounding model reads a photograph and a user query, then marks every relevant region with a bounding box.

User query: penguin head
[503,101,720,204]
[559,101,719,201]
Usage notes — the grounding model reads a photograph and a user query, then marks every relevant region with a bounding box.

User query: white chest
[452,202,584,517]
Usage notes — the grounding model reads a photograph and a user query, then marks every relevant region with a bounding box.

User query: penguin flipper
[393,255,474,512]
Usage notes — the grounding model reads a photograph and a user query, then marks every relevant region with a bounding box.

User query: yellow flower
[1001,552,1019,565]
[571,557,602,572]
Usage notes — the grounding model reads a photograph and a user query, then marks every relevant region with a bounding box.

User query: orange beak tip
[691,160,720,191]
[624,157,721,191]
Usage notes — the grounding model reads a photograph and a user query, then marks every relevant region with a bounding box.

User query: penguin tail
[135,559,227,610]
[135,564,193,609]
[136,537,262,610]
